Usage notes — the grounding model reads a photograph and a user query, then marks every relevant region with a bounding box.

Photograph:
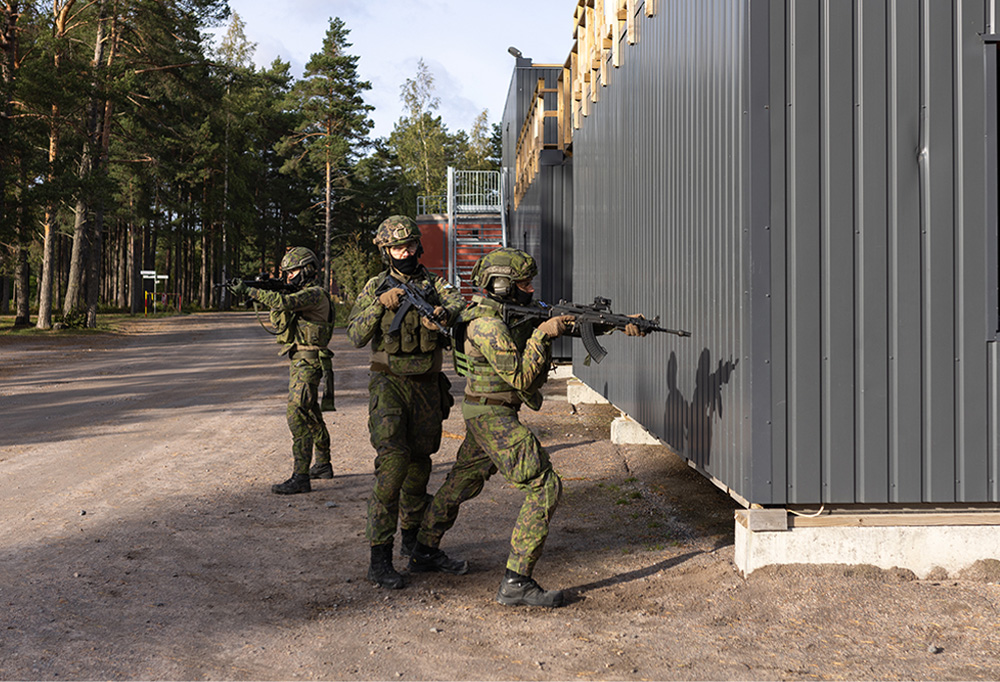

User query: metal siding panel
[856,0,891,502]
[987,44,999,347]
[571,0,752,498]
[768,0,789,504]
[505,0,994,507]
[993,342,1000,500]
[787,0,824,504]
[954,0,991,501]
[748,0,774,502]
[822,0,858,502]
[888,1,923,502]
[922,0,957,502]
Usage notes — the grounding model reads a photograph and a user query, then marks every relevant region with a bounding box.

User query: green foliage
[1,5,499,318]
[331,233,380,304]
[55,308,88,328]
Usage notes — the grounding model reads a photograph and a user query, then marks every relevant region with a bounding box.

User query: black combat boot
[367,543,404,589]
[496,568,564,607]
[408,542,469,575]
[399,527,419,558]
[308,462,334,479]
[271,473,311,495]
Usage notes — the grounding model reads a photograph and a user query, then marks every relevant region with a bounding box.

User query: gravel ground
[1,311,999,681]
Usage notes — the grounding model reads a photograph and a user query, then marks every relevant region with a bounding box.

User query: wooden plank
[791,512,1000,528]
[626,0,636,44]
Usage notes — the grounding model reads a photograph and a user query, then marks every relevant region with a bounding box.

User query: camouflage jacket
[248,285,333,356]
[347,266,465,376]
[460,295,552,415]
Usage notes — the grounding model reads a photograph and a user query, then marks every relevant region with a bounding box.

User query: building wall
[569,0,998,506]
[504,62,575,357]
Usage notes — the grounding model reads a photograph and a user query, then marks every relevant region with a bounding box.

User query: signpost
[140,270,169,314]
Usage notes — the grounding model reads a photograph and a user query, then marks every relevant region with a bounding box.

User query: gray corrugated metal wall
[563,0,998,506]
[502,63,575,357]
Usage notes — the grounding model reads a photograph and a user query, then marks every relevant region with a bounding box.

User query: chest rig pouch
[376,273,443,356]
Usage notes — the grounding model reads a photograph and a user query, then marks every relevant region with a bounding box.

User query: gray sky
[213,1,576,139]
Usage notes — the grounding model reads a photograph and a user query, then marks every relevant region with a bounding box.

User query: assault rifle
[215,275,301,295]
[503,296,690,363]
[375,276,451,338]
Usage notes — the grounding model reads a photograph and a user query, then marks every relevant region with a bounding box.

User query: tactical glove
[537,315,575,339]
[420,306,447,330]
[378,287,405,310]
[229,280,250,297]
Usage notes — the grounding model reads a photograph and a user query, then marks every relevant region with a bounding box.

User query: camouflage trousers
[365,370,444,546]
[287,357,330,475]
[418,409,562,577]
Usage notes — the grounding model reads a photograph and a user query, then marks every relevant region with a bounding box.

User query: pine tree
[276,16,373,291]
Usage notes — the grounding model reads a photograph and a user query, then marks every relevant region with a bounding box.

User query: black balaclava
[391,254,420,276]
[510,283,533,305]
[288,265,315,289]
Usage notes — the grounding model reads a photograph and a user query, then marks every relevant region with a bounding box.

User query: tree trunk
[0,2,17,271]
[116,217,126,308]
[129,218,139,314]
[85,198,104,327]
[64,205,89,315]
[324,153,332,291]
[66,0,107,324]
[13,245,28,326]
[36,1,76,330]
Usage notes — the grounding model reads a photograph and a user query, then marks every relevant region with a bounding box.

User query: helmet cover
[471,248,537,297]
[373,215,421,248]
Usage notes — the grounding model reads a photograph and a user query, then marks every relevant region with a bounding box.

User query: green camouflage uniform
[249,285,334,475]
[418,295,562,577]
[347,266,465,546]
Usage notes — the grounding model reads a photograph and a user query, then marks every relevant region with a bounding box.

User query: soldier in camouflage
[407,247,576,607]
[230,247,336,495]
[347,215,466,589]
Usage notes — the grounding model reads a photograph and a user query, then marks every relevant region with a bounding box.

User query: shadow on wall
[663,349,738,469]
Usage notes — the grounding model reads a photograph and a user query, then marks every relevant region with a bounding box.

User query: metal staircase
[446,168,507,299]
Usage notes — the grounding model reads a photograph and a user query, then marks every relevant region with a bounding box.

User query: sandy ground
[2,311,1000,681]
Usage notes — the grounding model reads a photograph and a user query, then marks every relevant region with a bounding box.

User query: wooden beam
[626,0,637,44]
[791,512,1000,528]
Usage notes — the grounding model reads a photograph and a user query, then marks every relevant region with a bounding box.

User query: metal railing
[452,170,502,213]
[446,168,507,288]
[416,194,447,215]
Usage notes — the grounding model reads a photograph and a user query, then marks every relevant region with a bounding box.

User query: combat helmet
[280,246,320,286]
[373,215,422,249]
[281,246,319,271]
[471,248,537,299]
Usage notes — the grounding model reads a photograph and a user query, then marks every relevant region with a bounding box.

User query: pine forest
[0,2,500,328]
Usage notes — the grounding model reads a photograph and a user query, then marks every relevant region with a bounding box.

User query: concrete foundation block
[734,520,1000,579]
[611,413,661,445]
[549,364,574,380]
[566,379,610,405]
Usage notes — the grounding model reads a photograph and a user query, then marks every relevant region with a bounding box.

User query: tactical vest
[455,296,548,409]
[274,287,335,352]
[371,270,446,376]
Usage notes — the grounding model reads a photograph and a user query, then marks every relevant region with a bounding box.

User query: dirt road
[2,312,1000,680]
